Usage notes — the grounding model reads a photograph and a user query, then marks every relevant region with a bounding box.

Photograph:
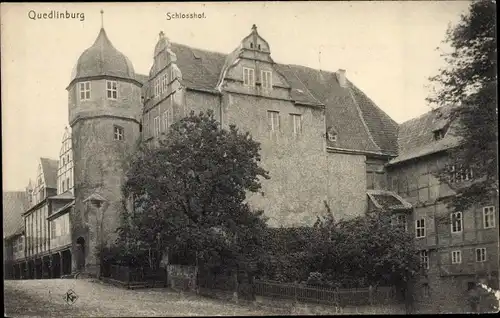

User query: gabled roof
[3,191,28,239]
[389,105,461,165]
[142,40,399,156]
[40,157,59,189]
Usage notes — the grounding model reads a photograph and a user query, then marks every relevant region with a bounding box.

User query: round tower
[66,26,142,276]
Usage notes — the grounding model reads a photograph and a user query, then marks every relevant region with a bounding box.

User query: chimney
[336,69,347,88]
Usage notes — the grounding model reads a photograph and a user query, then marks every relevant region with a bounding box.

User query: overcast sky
[1,1,470,191]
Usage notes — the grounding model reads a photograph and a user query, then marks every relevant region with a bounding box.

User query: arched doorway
[76,236,86,271]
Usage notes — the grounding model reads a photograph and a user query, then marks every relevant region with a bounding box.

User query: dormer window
[328,132,337,142]
[106,81,118,99]
[433,129,445,140]
[243,67,255,87]
[79,82,91,101]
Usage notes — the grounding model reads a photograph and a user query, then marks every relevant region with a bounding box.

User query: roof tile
[3,191,28,238]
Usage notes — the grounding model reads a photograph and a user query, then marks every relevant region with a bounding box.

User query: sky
[1,1,471,191]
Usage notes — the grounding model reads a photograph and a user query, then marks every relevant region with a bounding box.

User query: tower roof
[70,28,136,85]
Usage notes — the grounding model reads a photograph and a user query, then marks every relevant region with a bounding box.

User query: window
[51,221,56,239]
[327,132,337,142]
[267,111,280,132]
[113,126,124,141]
[449,165,473,183]
[261,70,272,90]
[171,68,176,82]
[452,250,462,264]
[433,129,445,140]
[162,73,168,92]
[154,116,160,137]
[163,110,169,131]
[420,250,429,270]
[154,79,159,97]
[79,81,91,100]
[483,206,496,229]
[291,114,302,134]
[416,218,426,238]
[62,180,66,192]
[243,67,255,87]
[422,283,430,297]
[66,177,70,190]
[392,214,408,231]
[106,81,118,99]
[451,212,463,233]
[476,248,486,262]
[467,282,476,291]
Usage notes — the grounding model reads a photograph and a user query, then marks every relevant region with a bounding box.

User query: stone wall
[71,117,140,275]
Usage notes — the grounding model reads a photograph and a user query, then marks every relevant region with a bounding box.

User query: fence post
[232,270,239,304]
[369,285,374,306]
[335,286,340,313]
[126,266,131,289]
[294,284,298,304]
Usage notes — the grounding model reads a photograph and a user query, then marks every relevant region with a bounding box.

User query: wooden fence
[100,265,399,308]
[254,279,398,307]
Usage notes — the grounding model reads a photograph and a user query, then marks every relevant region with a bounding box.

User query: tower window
[114,125,124,141]
[250,42,253,48]
[79,81,91,100]
[261,70,272,90]
[258,44,261,50]
[107,81,118,99]
[243,67,255,87]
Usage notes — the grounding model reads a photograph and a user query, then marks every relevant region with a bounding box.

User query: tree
[427,0,498,212]
[119,110,269,272]
[310,210,421,289]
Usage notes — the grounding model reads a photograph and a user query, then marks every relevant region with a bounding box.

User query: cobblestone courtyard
[4,279,273,317]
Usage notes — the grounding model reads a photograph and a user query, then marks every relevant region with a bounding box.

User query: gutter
[326,146,396,159]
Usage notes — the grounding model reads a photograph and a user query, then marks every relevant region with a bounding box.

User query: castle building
[3,24,498,313]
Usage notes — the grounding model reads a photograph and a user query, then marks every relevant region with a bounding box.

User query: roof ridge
[171,42,228,57]
[349,82,398,128]
[346,84,382,153]
[399,107,436,126]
